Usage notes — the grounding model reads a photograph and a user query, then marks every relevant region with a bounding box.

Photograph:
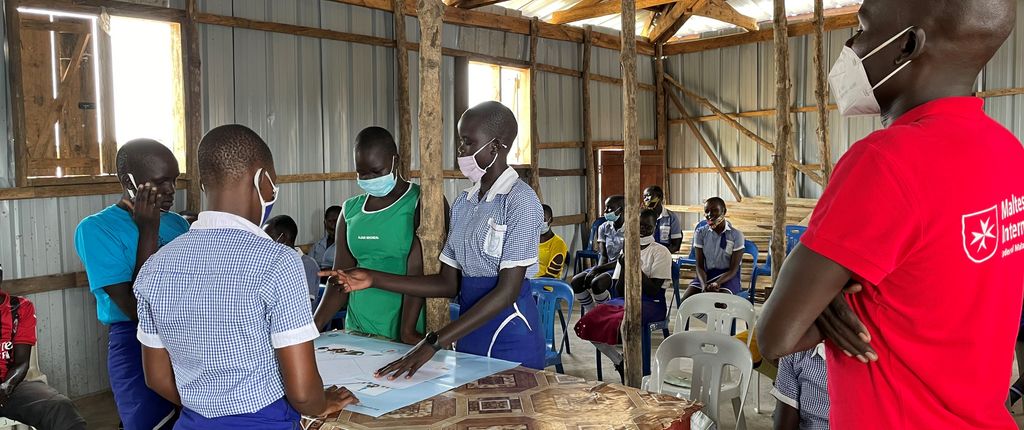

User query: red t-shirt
[802,97,1024,429]
[0,292,36,380]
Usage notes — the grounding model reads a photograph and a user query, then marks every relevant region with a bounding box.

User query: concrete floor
[73,303,1024,429]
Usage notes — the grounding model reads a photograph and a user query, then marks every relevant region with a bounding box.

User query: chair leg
[556,362,564,374]
[732,397,747,430]
[754,373,761,414]
[595,347,603,381]
[661,327,670,338]
[557,308,571,355]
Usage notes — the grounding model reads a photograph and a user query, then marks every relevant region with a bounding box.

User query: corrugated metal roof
[499,0,862,39]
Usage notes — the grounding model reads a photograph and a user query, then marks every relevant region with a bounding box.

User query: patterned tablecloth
[309,367,702,430]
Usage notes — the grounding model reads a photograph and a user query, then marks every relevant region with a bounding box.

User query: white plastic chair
[644,331,752,430]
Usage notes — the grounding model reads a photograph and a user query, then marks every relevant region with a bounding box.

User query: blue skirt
[175,398,299,430]
[688,267,742,294]
[108,321,177,430]
[456,277,545,369]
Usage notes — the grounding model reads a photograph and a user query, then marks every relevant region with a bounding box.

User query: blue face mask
[604,210,620,222]
[357,157,398,198]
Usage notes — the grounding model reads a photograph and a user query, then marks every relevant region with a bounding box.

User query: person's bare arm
[276,341,358,416]
[668,238,683,254]
[541,253,565,278]
[694,248,709,288]
[104,283,139,321]
[712,248,744,285]
[141,346,181,406]
[400,233,426,344]
[0,344,31,407]
[757,244,875,361]
[313,217,357,331]
[104,185,165,321]
[773,402,801,430]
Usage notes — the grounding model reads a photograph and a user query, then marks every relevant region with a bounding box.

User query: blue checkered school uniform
[135,211,320,428]
[440,167,545,369]
[772,343,830,430]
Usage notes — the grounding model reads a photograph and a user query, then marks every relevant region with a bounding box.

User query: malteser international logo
[963,206,999,263]
[965,195,1024,263]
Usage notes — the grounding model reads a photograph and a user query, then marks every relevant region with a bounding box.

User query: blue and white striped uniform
[135,211,320,427]
[440,167,545,368]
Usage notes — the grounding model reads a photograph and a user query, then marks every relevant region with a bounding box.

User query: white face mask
[540,222,550,234]
[640,235,655,246]
[828,27,915,117]
[254,168,279,227]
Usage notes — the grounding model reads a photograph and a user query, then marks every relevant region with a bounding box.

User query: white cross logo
[970,218,997,252]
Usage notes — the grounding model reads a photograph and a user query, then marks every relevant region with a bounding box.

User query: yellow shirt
[536,234,568,278]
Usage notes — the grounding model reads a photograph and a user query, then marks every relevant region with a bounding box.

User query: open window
[15,7,185,181]
[466,61,531,166]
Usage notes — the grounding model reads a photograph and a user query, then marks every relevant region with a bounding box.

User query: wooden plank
[18,0,186,22]
[669,164,821,174]
[6,272,89,296]
[184,0,202,213]
[7,1,28,186]
[551,0,680,25]
[535,62,580,78]
[699,0,759,32]
[583,26,597,225]
[771,0,790,288]
[33,32,92,156]
[649,0,705,44]
[664,74,824,185]
[197,13,396,48]
[655,44,666,151]
[666,88,742,201]
[620,0,643,389]
[812,0,831,185]
[96,14,117,175]
[528,18,541,197]
[20,16,90,33]
[663,7,859,54]
[453,0,510,9]
[417,0,449,333]
[537,141,583,150]
[538,168,585,177]
[394,0,413,176]
[0,179,190,201]
[551,213,587,227]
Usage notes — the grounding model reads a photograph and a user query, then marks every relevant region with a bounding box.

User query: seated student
[134,124,356,429]
[264,215,321,310]
[314,127,436,345]
[680,197,745,303]
[574,209,672,383]
[643,185,683,253]
[310,206,342,269]
[536,204,568,279]
[0,265,87,430]
[772,343,828,430]
[570,195,626,313]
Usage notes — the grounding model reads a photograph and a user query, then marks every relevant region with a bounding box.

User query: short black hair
[640,208,659,223]
[116,139,174,176]
[198,124,273,188]
[462,101,518,145]
[264,215,298,237]
[325,205,342,219]
[355,127,398,155]
[606,195,625,207]
[541,204,553,218]
[705,197,727,209]
[644,185,664,199]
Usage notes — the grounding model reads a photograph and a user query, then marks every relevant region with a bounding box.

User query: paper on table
[363,360,452,390]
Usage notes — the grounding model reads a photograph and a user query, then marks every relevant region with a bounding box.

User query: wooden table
[309,367,702,430]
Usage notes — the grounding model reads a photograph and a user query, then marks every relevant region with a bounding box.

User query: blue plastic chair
[529,279,575,373]
[449,302,460,322]
[786,225,808,254]
[749,225,808,304]
[573,217,607,275]
[675,220,708,267]
[737,240,760,303]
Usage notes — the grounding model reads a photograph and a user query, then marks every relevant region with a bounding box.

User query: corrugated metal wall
[667,4,1024,215]
[0,0,655,397]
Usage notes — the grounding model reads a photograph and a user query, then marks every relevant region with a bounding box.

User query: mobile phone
[126,173,140,200]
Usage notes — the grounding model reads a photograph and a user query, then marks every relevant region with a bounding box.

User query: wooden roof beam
[452,0,511,9]
[550,0,682,25]
[663,5,858,54]
[648,0,706,44]
[698,0,758,32]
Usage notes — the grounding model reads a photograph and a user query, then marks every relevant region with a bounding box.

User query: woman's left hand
[375,342,437,380]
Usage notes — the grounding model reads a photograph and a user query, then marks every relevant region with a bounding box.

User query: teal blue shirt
[75,205,189,325]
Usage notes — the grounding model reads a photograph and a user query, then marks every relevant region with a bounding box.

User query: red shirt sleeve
[801,139,920,285]
[13,298,36,346]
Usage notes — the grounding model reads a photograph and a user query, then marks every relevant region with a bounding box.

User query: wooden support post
[394,0,413,175]
[620,0,643,389]
[770,0,791,288]
[665,88,742,202]
[97,12,117,174]
[655,44,670,200]
[184,0,202,212]
[529,18,542,198]
[663,74,823,186]
[6,1,27,187]
[417,0,449,332]
[582,26,597,225]
[454,56,469,145]
[813,0,832,185]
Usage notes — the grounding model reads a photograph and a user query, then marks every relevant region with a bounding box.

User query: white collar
[192,211,270,239]
[812,343,826,359]
[464,167,519,203]
[708,221,732,232]
[659,207,670,219]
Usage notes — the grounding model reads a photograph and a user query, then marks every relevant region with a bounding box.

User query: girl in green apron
[313,127,447,344]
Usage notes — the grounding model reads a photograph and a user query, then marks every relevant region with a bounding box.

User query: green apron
[342,183,426,339]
